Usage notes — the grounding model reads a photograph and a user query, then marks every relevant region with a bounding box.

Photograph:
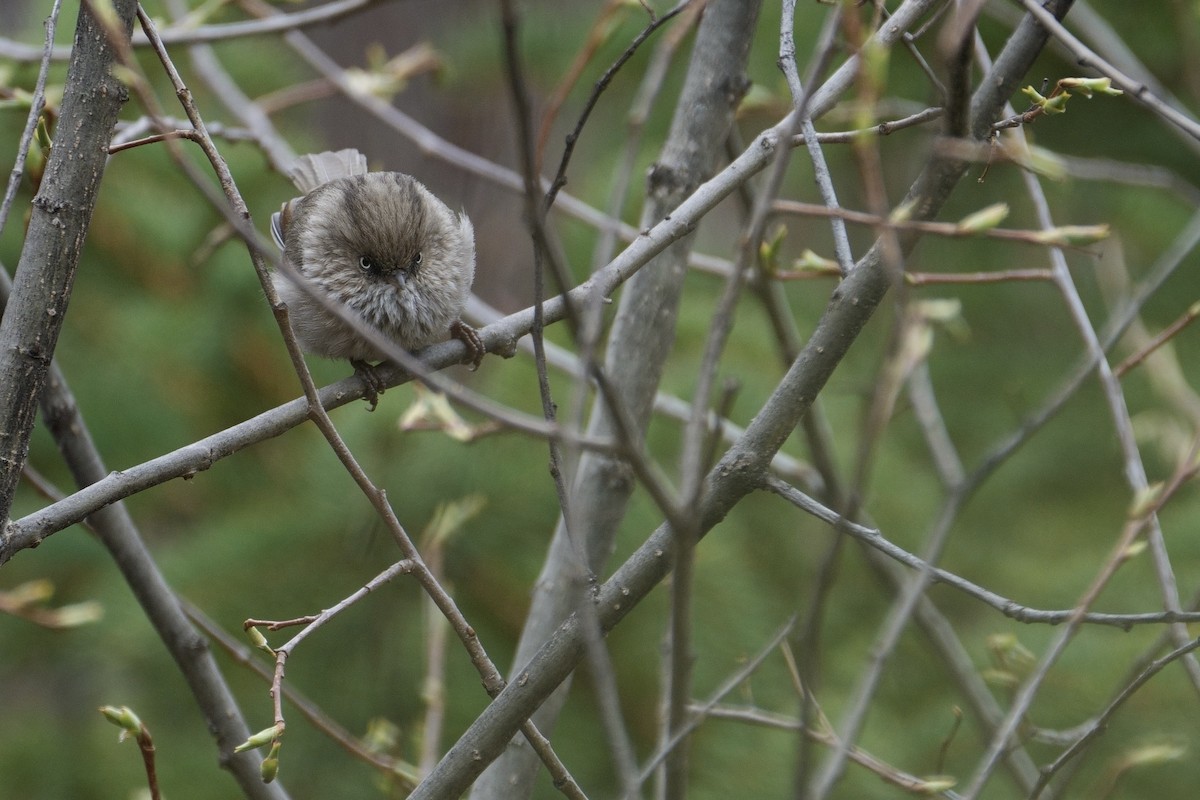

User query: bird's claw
[350,359,385,411]
[450,320,486,371]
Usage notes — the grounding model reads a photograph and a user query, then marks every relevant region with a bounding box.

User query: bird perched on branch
[270,149,484,406]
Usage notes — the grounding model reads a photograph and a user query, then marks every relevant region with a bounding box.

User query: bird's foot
[450,320,486,370]
[350,359,386,411]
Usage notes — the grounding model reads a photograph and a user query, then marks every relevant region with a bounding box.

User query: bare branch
[0,0,136,519]
[764,477,1200,628]
[0,0,391,61]
[0,0,62,239]
[1013,0,1200,143]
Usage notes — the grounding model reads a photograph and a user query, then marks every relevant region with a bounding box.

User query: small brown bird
[271,149,484,403]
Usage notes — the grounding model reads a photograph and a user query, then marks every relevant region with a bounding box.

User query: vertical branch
[775,7,850,794]
[937,0,982,139]
[662,0,837,789]
[0,0,137,519]
[497,0,576,533]
[781,4,854,273]
[472,2,762,798]
[590,2,703,273]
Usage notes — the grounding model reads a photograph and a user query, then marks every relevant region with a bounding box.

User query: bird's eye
[359,255,375,273]
[412,252,422,268]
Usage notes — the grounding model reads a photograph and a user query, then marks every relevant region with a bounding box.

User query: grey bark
[0,0,134,519]
[471,1,762,797]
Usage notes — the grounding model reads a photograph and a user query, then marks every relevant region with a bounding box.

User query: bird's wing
[270,199,293,250]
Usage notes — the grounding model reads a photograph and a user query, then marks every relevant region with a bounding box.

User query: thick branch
[0,0,136,520]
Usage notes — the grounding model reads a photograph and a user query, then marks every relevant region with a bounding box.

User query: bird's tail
[288,149,369,193]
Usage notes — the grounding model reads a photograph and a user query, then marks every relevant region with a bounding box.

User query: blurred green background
[2,0,1199,797]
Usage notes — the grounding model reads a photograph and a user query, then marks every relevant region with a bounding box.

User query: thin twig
[497,0,579,533]
[905,268,1054,284]
[543,0,695,209]
[183,600,420,782]
[111,115,261,148]
[258,560,415,730]
[763,476,1200,628]
[696,704,959,794]
[772,199,1107,250]
[905,361,965,488]
[534,0,638,171]
[0,0,62,239]
[1014,0,1200,142]
[100,708,162,800]
[418,527,450,778]
[631,617,797,795]
[0,0,390,61]
[961,434,1200,798]
[780,0,854,273]
[1032,631,1200,798]
[1114,300,1200,378]
[107,129,202,153]
[590,0,704,272]
[522,0,721,542]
